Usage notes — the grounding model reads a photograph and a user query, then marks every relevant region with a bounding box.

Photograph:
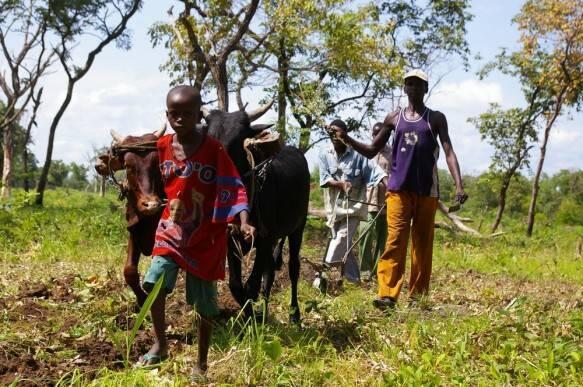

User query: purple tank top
[387,108,440,197]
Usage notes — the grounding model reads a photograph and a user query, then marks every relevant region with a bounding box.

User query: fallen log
[437,201,481,236]
[308,202,484,237]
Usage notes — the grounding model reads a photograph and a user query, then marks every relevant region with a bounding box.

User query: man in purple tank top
[332,69,467,310]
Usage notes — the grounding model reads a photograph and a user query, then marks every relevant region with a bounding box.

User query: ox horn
[247,98,275,122]
[153,123,166,138]
[110,129,126,144]
[201,106,210,118]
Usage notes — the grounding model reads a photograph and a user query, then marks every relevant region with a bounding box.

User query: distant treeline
[309,168,583,227]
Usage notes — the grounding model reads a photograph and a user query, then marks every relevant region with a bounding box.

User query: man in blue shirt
[319,119,386,283]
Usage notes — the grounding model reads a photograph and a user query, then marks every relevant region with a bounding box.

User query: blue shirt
[319,146,386,224]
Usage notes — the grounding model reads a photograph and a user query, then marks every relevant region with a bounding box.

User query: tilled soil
[0,253,318,386]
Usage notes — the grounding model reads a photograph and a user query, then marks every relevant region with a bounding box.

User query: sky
[6,0,582,177]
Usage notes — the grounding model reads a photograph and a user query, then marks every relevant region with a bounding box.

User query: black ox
[203,107,310,322]
[95,108,310,322]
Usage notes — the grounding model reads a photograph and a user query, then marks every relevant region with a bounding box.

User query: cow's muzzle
[137,196,163,215]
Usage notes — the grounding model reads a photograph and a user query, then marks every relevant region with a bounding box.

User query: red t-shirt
[152,134,248,280]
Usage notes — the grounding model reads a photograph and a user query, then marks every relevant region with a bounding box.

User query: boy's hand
[240,223,256,242]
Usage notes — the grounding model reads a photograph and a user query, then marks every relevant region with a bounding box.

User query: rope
[228,225,256,264]
[111,140,158,154]
[105,140,159,201]
[340,203,386,277]
[243,139,257,210]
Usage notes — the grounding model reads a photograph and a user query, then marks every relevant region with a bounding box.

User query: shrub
[556,197,583,225]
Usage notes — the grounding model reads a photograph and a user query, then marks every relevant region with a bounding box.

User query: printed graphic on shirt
[152,134,250,281]
[156,189,205,250]
[160,159,217,183]
[404,131,419,146]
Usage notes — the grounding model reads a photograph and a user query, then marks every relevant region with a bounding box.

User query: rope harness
[227,132,280,261]
[105,140,159,201]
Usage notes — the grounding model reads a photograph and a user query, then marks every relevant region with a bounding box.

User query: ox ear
[250,123,274,133]
[247,99,274,122]
[94,154,123,175]
[110,129,126,144]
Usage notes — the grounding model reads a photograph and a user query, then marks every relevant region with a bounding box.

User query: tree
[0,100,38,191]
[487,0,582,236]
[21,86,42,191]
[64,162,88,189]
[246,0,472,150]
[153,0,472,151]
[34,0,142,206]
[0,0,54,198]
[468,103,538,232]
[47,159,68,187]
[150,0,260,112]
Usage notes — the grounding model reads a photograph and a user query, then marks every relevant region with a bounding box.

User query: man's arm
[435,111,467,203]
[322,180,352,193]
[318,152,351,193]
[335,111,398,159]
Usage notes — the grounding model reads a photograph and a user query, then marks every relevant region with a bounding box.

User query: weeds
[0,190,582,385]
[109,274,164,368]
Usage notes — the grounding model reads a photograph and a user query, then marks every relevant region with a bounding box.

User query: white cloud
[430,79,504,115]
[18,0,581,178]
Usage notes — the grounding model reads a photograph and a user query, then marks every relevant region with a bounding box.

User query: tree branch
[220,0,259,61]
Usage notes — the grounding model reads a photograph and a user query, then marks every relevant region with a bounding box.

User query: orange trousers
[377,191,438,299]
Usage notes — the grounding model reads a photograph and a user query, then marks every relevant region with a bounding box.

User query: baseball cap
[404,69,428,83]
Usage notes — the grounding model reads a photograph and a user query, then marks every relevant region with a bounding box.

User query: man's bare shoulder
[429,109,447,123]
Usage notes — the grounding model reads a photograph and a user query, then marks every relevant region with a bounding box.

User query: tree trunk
[100,175,106,197]
[298,117,313,152]
[23,88,42,193]
[35,82,75,206]
[1,125,13,199]
[214,63,229,112]
[491,170,515,233]
[23,148,30,192]
[526,104,561,236]
[491,187,507,233]
[277,37,288,143]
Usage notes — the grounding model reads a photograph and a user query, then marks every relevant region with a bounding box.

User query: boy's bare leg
[196,315,213,372]
[141,290,168,364]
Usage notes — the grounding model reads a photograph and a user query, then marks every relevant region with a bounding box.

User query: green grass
[0,189,581,386]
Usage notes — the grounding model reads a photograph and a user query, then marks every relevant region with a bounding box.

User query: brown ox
[95,126,166,306]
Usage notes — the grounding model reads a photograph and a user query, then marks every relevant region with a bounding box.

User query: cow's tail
[274,237,285,271]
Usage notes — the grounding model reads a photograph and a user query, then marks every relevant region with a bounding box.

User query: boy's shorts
[143,256,219,317]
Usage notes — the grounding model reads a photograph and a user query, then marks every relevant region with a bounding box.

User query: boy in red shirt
[137,85,255,379]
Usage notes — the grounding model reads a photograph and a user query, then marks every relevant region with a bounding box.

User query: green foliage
[556,197,583,225]
[538,169,583,223]
[152,0,472,149]
[480,0,583,234]
[438,169,455,203]
[1,190,582,385]
[0,188,125,261]
[469,103,537,174]
[0,103,39,189]
[309,166,324,209]
[381,0,473,68]
[110,273,165,368]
